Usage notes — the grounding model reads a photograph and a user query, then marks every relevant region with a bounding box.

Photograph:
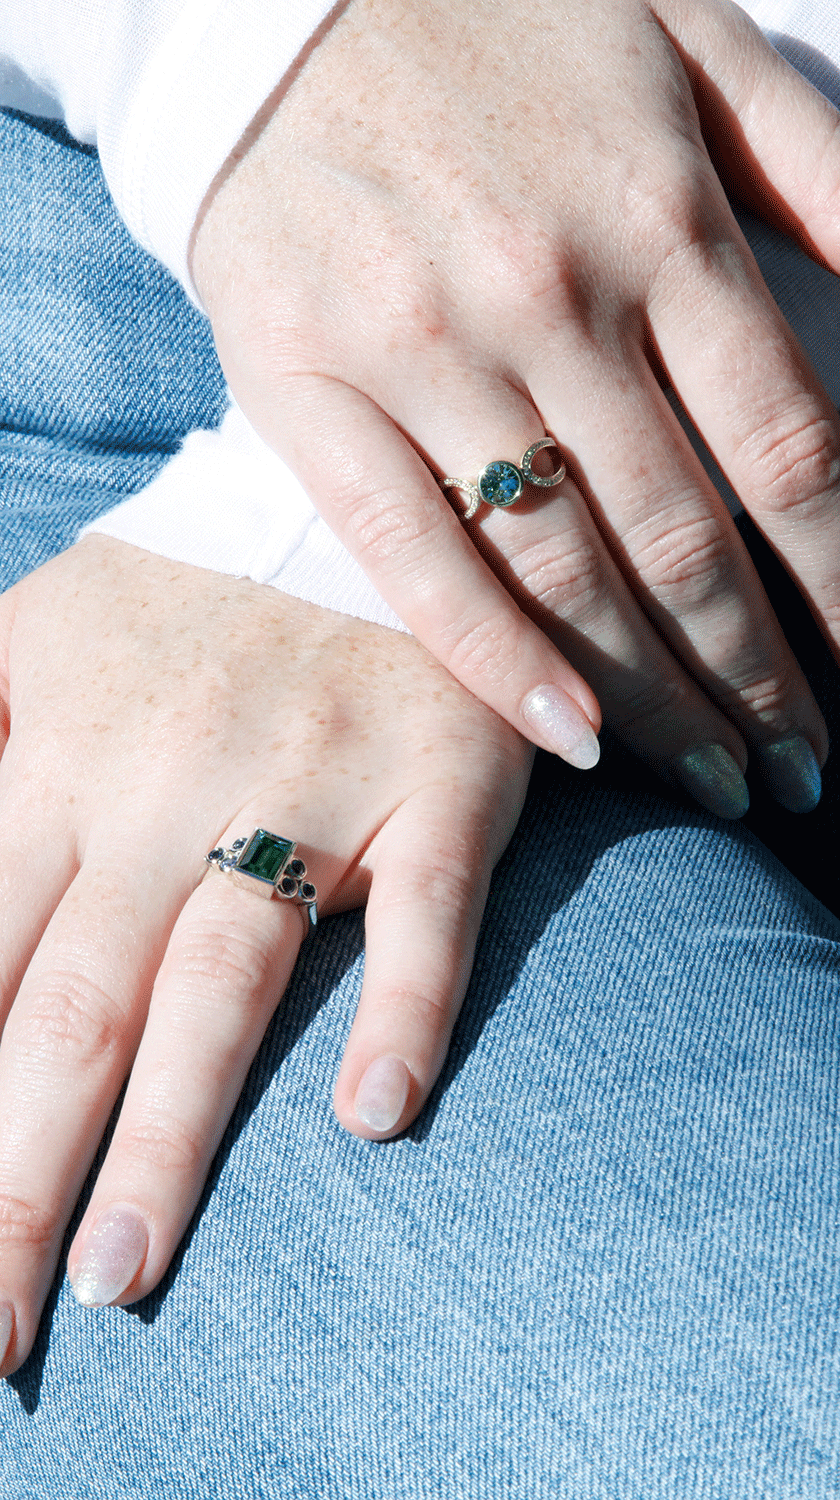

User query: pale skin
[3,0,838,1377]
[193,0,840,813]
[0,537,531,1374]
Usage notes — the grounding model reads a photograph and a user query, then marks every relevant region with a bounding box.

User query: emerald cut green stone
[236,830,295,885]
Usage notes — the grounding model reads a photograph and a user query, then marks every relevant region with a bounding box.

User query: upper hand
[0,537,530,1372]
[192,0,840,817]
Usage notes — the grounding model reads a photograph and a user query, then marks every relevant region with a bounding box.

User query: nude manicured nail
[71,1207,148,1309]
[522,687,600,769]
[354,1056,411,1133]
[0,1301,13,1367]
[672,743,749,820]
[754,735,822,814]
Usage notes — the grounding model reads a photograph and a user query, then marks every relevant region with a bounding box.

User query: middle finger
[64,830,306,1313]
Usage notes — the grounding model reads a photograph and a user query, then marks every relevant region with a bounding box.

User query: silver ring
[442,437,566,520]
[206,828,318,935]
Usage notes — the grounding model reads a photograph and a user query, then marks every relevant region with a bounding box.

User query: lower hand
[0,537,531,1372]
[193,0,840,816]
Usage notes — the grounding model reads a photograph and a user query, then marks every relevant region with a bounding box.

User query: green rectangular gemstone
[236,830,295,885]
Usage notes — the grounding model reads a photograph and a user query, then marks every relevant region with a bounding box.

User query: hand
[0,537,531,1373]
[192,0,840,819]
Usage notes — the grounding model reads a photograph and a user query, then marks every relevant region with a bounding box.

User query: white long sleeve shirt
[1,0,839,631]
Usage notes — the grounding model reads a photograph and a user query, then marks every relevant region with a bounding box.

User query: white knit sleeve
[79,401,409,632]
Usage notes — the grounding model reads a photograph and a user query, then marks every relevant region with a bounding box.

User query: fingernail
[522,687,600,769]
[672,743,750,819]
[0,1301,13,1367]
[354,1056,411,1133]
[71,1207,148,1309]
[754,735,822,813]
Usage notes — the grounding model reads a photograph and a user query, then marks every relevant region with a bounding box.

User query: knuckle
[369,261,452,349]
[818,595,840,633]
[408,849,481,913]
[633,158,747,304]
[0,1193,54,1255]
[716,664,802,724]
[386,841,486,929]
[635,514,736,605]
[740,408,840,515]
[339,486,443,575]
[516,531,606,623]
[606,675,693,738]
[384,983,451,1035]
[172,923,276,1007]
[479,223,588,325]
[117,1116,205,1178]
[24,973,123,1069]
[319,216,448,346]
[628,158,713,272]
[443,610,523,687]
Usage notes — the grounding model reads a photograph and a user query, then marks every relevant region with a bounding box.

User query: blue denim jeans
[1,108,839,1500]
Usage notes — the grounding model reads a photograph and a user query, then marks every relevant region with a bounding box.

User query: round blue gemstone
[478,461,523,507]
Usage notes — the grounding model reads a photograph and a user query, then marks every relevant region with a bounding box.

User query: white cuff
[80,402,409,632]
[98,0,340,301]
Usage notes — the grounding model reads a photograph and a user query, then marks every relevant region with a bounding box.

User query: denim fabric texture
[0,110,228,587]
[1,106,839,1500]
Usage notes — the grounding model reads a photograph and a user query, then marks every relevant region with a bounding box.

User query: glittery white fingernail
[71,1207,148,1309]
[522,687,600,769]
[354,1056,411,1133]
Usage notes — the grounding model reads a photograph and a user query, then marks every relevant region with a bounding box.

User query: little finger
[646,190,840,667]
[333,772,528,1140]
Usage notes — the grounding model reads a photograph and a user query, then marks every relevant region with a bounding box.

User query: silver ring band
[206,828,318,935]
